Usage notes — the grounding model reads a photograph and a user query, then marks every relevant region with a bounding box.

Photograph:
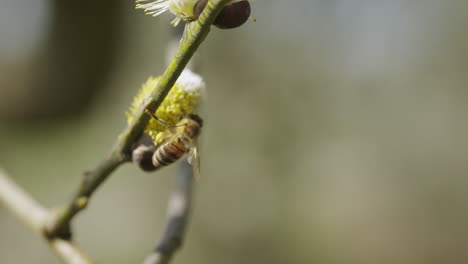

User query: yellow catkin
[126,70,204,144]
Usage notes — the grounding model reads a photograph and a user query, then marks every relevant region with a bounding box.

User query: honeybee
[146,111,203,178]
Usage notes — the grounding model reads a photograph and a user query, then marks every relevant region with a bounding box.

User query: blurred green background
[2,0,468,263]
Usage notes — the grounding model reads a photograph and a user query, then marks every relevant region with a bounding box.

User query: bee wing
[187,138,201,180]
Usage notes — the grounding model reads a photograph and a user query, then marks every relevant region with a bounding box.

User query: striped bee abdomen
[152,138,188,169]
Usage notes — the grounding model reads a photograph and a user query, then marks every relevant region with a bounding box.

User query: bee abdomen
[152,140,188,169]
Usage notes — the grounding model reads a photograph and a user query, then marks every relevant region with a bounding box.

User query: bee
[146,111,203,178]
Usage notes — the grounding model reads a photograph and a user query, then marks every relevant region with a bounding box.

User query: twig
[142,160,195,264]
[0,168,94,264]
[142,20,200,263]
[45,0,230,238]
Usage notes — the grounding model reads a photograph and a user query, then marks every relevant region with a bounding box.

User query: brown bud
[132,145,158,172]
[214,1,251,29]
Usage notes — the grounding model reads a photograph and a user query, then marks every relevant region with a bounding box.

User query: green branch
[0,168,94,264]
[45,0,230,238]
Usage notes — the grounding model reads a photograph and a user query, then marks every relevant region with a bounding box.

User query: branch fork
[0,1,231,263]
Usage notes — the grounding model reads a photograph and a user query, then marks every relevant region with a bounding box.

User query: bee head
[181,113,203,139]
[187,113,203,128]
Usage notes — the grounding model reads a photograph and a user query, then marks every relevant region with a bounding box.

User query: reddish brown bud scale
[132,145,158,172]
[214,1,251,29]
[193,0,251,29]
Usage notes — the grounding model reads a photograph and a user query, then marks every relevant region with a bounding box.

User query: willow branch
[142,160,195,264]
[45,0,230,238]
[0,168,94,264]
[141,20,200,264]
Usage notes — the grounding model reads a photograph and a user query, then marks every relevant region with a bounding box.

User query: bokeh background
[1,0,468,263]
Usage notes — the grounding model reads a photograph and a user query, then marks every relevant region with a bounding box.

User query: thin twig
[0,168,94,264]
[142,20,199,263]
[142,160,194,264]
[45,0,230,238]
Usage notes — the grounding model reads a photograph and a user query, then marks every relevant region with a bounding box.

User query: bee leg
[144,109,169,127]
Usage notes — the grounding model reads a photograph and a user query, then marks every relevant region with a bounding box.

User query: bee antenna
[145,109,169,127]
